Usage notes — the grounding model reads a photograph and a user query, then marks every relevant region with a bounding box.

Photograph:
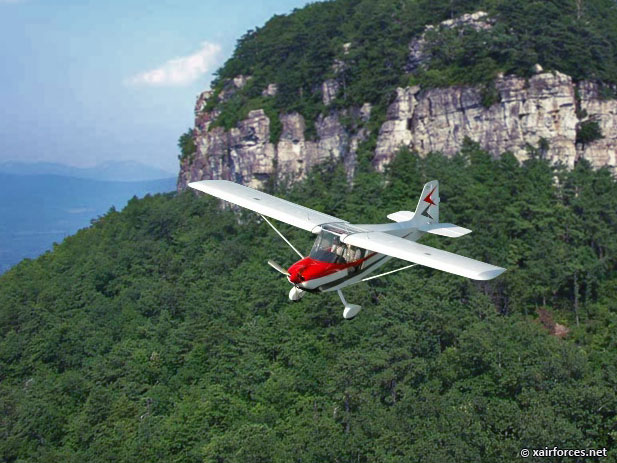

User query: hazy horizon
[0,172,177,274]
[0,159,176,181]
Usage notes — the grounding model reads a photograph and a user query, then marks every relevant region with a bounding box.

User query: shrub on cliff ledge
[177,129,196,162]
[576,119,603,145]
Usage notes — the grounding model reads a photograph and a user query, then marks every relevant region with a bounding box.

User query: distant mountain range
[0,171,176,273]
[0,160,176,182]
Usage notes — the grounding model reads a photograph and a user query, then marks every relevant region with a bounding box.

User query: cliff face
[374,71,617,172]
[178,69,616,190]
[178,96,371,190]
[177,11,617,191]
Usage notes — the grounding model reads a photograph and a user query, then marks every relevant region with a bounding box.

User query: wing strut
[362,264,418,282]
[260,215,304,259]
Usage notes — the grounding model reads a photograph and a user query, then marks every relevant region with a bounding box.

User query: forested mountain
[2,145,617,461]
[3,0,617,461]
[211,0,617,121]
[178,0,617,193]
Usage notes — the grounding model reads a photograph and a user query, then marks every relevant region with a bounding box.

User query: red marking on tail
[423,187,437,206]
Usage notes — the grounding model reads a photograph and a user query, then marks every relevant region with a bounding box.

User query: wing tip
[188,179,232,193]
[187,181,208,194]
[474,267,507,280]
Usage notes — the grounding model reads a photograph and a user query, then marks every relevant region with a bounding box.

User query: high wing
[188,180,344,233]
[343,231,505,280]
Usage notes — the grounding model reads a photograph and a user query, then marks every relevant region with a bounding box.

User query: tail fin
[413,180,439,225]
[383,180,471,237]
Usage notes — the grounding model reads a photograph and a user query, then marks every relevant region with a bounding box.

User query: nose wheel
[337,290,362,319]
[289,286,306,301]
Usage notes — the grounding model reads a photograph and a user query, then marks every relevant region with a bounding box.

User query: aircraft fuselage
[286,227,397,293]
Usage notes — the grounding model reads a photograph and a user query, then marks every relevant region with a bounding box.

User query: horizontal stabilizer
[387,211,415,222]
[419,223,472,238]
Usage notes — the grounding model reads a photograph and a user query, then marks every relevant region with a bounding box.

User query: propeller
[268,260,290,276]
[260,214,302,282]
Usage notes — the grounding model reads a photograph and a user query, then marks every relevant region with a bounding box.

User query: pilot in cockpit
[330,243,363,264]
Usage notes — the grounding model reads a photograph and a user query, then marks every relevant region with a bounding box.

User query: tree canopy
[2,145,617,462]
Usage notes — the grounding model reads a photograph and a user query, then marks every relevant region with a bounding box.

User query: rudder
[413,180,439,225]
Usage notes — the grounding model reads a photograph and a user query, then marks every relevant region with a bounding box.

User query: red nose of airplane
[288,258,311,284]
[289,265,307,284]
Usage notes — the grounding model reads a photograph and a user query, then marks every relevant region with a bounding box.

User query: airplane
[189,179,505,319]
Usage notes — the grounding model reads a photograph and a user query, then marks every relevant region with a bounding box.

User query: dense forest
[199,0,617,141]
[2,144,617,462]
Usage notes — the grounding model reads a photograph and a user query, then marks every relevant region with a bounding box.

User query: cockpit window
[309,231,365,264]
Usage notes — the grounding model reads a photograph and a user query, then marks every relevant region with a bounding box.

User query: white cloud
[127,42,222,87]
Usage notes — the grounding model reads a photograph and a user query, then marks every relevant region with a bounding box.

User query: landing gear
[289,286,306,302]
[337,290,362,319]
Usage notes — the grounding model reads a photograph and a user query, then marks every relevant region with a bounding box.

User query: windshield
[309,231,365,264]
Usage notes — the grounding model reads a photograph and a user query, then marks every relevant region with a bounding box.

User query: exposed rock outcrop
[218,74,251,102]
[262,83,278,97]
[406,11,494,73]
[577,81,617,169]
[322,79,340,106]
[177,102,368,190]
[179,70,616,191]
[179,109,275,190]
[374,71,617,172]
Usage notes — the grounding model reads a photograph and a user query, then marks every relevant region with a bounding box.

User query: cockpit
[309,229,365,264]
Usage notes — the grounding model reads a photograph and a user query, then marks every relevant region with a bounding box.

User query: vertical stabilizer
[413,180,439,225]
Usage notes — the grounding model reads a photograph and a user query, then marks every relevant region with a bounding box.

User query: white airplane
[189,179,505,319]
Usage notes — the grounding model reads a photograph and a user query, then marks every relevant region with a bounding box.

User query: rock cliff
[374,71,617,172]
[178,69,616,191]
[178,97,371,190]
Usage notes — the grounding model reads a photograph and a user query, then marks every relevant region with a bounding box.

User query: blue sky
[0,0,310,174]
